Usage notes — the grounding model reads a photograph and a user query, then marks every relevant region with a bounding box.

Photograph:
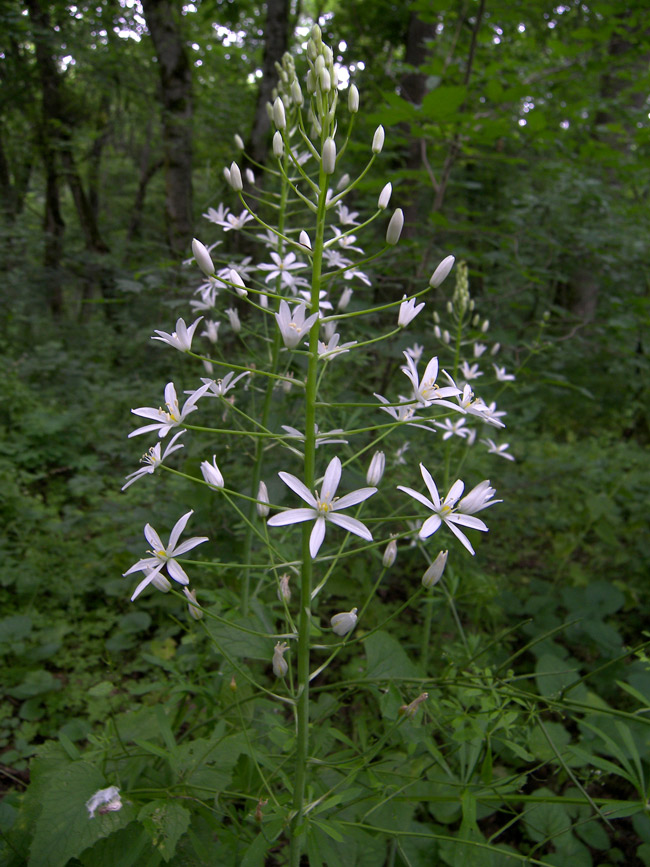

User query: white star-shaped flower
[481,438,515,461]
[397,463,490,555]
[124,510,208,600]
[401,353,461,409]
[398,296,424,328]
[275,300,319,348]
[152,317,203,352]
[493,364,515,381]
[267,456,377,558]
[129,381,211,439]
[122,430,186,491]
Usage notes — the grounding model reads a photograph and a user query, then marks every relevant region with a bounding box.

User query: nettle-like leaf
[138,800,191,862]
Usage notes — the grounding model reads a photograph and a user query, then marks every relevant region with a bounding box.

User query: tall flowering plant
[119,26,516,863]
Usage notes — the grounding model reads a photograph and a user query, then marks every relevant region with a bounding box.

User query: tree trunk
[249,0,290,164]
[141,0,193,258]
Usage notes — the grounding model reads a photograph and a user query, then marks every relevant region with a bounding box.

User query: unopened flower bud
[245,168,255,185]
[433,311,440,324]
[443,329,450,343]
[378,182,392,210]
[229,675,237,692]
[338,287,353,310]
[277,573,291,602]
[291,79,304,106]
[201,456,224,489]
[320,67,331,92]
[265,101,274,121]
[322,44,333,65]
[429,255,455,288]
[230,268,247,297]
[184,587,203,620]
[151,571,172,593]
[273,130,284,158]
[348,83,359,113]
[322,137,336,174]
[192,238,215,277]
[386,208,404,245]
[372,125,385,154]
[223,166,231,184]
[306,68,316,94]
[337,173,350,190]
[273,96,286,129]
[383,539,397,567]
[282,372,294,393]
[299,230,311,249]
[491,342,500,355]
[481,319,490,333]
[446,301,453,314]
[543,310,550,321]
[226,307,241,333]
[257,481,270,517]
[472,313,480,327]
[272,641,289,677]
[229,161,243,191]
[331,607,358,637]
[469,299,475,311]
[322,318,337,340]
[366,451,385,486]
[311,23,322,43]
[234,133,244,150]
[422,550,448,589]
[433,324,441,339]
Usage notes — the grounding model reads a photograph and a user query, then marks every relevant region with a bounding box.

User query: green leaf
[239,832,269,867]
[29,762,134,867]
[522,787,572,845]
[138,800,191,862]
[363,631,422,681]
[7,669,61,699]
[206,611,273,661]
[422,85,468,120]
[535,654,580,698]
[79,823,155,867]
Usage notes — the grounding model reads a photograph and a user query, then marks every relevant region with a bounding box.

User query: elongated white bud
[320,67,331,92]
[422,550,448,589]
[257,481,270,517]
[348,83,359,113]
[338,287,353,310]
[366,451,385,486]
[299,230,311,249]
[234,133,244,150]
[245,168,255,185]
[429,255,455,288]
[230,268,247,297]
[273,96,286,129]
[226,307,241,333]
[378,182,392,210]
[337,173,351,190]
[272,641,289,677]
[386,208,404,245]
[315,55,325,74]
[229,161,243,191]
[201,456,224,489]
[273,131,284,158]
[183,587,203,620]
[291,79,304,106]
[482,319,490,333]
[331,607,358,636]
[383,539,397,567]
[322,137,336,174]
[192,238,215,277]
[372,125,385,154]
[223,166,231,184]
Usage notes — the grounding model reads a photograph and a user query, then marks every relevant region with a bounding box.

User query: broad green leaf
[139,800,191,862]
[79,822,155,867]
[535,654,580,698]
[522,787,572,845]
[239,832,269,867]
[363,631,422,681]
[422,85,468,120]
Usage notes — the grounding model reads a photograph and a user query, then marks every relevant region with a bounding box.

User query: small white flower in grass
[317,332,357,360]
[493,364,515,381]
[272,641,289,677]
[203,204,230,225]
[482,438,515,461]
[124,510,208,600]
[191,371,250,399]
[401,353,461,409]
[275,300,319,349]
[422,551,448,589]
[429,255,455,288]
[397,463,490,555]
[378,182,392,210]
[386,208,404,245]
[201,320,220,343]
[184,587,203,620]
[383,538,397,567]
[398,295,424,328]
[366,451,385,486]
[434,418,471,440]
[152,316,203,353]
[343,266,372,286]
[129,381,211,439]
[267,456,376,558]
[192,238,215,277]
[226,308,241,333]
[281,424,348,449]
[86,786,122,819]
[372,125,385,153]
[257,481,270,516]
[122,430,185,491]
[331,607,358,636]
[473,342,487,358]
[460,360,482,381]
[457,480,501,515]
[201,456,224,489]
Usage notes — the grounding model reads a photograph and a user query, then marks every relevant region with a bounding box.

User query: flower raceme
[397,463,495,555]
[267,456,377,558]
[124,510,208,601]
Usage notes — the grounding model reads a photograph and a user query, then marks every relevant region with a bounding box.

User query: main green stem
[289,164,329,866]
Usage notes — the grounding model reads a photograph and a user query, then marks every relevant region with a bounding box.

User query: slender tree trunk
[141,0,193,258]
[249,0,290,164]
